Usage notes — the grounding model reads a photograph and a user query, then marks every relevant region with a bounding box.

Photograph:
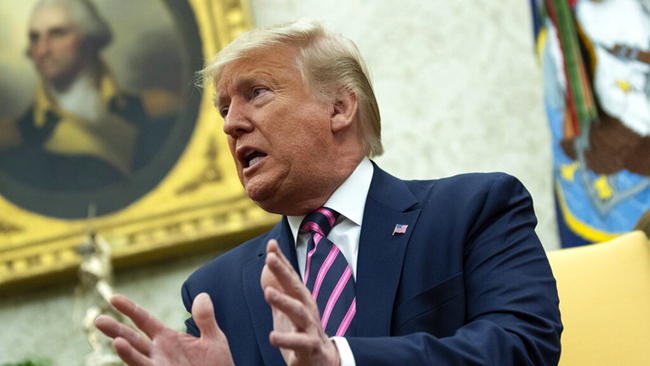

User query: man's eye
[220,107,228,117]
[50,28,70,39]
[252,88,266,98]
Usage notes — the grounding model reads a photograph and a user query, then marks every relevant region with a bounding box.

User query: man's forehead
[215,62,255,100]
[30,6,72,31]
[215,48,301,101]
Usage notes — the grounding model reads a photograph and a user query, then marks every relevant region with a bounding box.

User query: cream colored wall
[0,0,557,364]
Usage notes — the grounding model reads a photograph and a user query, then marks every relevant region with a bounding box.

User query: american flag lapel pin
[393,224,408,236]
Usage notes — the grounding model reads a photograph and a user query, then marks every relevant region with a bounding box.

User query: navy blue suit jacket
[182,165,562,365]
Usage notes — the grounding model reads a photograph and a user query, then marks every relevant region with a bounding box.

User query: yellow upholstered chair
[547,231,650,366]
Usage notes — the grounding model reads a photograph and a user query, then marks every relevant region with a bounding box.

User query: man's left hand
[261,239,341,366]
[95,293,234,366]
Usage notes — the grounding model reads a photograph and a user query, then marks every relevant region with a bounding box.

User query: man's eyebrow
[214,75,263,106]
[233,76,258,88]
[28,25,71,37]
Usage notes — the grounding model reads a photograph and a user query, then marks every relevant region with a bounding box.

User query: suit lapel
[242,218,297,365]
[355,164,421,336]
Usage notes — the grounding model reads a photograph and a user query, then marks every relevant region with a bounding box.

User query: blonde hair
[200,18,383,158]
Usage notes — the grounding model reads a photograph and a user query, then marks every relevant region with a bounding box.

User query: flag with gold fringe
[532,0,650,247]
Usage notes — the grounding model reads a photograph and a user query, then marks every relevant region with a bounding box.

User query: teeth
[248,156,262,167]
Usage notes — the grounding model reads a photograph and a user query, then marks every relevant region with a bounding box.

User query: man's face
[27,6,84,86]
[217,46,338,215]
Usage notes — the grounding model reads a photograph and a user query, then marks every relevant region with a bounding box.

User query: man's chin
[245,184,275,209]
[251,197,285,215]
[243,174,294,214]
[37,70,58,82]
[38,66,81,89]
[247,189,289,215]
[36,63,61,78]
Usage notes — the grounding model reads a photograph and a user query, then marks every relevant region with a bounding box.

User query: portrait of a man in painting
[0,0,202,218]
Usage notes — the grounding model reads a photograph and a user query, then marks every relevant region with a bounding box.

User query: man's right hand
[95,292,234,366]
[261,239,341,366]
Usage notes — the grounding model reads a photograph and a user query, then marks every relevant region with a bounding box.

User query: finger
[94,314,121,339]
[261,240,286,291]
[192,292,222,340]
[265,239,301,283]
[266,251,313,303]
[110,294,166,339]
[95,315,153,356]
[269,330,315,350]
[260,261,282,291]
[264,286,312,330]
[113,337,154,366]
[266,239,295,272]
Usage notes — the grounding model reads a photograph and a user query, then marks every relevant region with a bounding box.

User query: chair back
[547,231,650,365]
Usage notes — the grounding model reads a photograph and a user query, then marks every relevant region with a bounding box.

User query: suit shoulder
[403,172,534,229]
[406,172,525,200]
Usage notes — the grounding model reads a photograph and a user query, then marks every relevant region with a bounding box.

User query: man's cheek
[227,142,237,164]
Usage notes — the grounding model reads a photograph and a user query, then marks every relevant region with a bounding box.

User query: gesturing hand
[261,239,341,366]
[95,293,234,366]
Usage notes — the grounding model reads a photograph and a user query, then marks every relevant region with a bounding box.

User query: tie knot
[300,207,340,237]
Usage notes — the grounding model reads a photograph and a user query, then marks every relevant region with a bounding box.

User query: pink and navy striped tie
[301,208,356,337]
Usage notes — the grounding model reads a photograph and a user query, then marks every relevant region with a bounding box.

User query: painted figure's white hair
[32,0,112,50]
[200,18,383,158]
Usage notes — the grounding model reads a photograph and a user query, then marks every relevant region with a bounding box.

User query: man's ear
[330,88,358,133]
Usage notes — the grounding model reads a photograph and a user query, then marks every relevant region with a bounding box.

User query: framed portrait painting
[0,0,279,293]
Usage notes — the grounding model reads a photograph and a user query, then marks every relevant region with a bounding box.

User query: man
[96,19,562,365]
[0,0,175,192]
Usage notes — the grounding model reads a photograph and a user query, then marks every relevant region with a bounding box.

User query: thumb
[192,292,221,340]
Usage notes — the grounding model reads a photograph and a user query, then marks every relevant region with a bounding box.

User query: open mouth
[245,150,267,168]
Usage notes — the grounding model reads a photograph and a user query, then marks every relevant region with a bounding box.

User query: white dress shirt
[286,157,374,366]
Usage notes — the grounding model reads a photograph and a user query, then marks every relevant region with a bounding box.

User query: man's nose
[29,37,51,58]
[222,101,254,138]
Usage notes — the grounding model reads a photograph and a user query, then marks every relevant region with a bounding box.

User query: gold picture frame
[0,0,279,294]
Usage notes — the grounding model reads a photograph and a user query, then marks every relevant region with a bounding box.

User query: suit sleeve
[181,281,200,337]
[347,174,562,365]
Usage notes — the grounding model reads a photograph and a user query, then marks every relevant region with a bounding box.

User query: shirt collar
[33,62,122,128]
[287,157,374,244]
